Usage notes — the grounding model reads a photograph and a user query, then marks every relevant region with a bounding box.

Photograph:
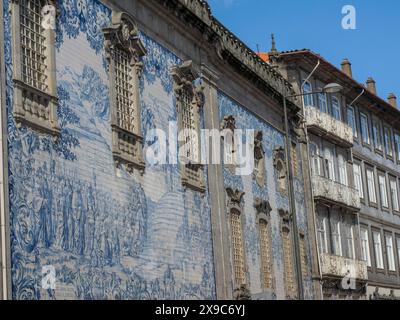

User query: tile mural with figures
[3,0,216,300]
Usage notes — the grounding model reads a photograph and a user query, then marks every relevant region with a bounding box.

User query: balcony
[312,175,361,211]
[305,106,354,148]
[320,254,368,281]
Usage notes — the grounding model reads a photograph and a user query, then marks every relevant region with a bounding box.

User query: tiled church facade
[0,0,316,300]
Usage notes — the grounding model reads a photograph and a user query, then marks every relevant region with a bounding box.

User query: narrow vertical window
[372,121,382,151]
[390,179,399,212]
[345,225,356,259]
[104,12,147,173]
[378,174,389,209]
[331,96,341,121]
[338,153,348,186]
[11,0,60,135]
[361,227,371,267]
[310,142,321,176]
[324,147,335,181]
[384,127,393,158]
[291,143,299,177]
[354,163,364,199]
[299,234,309,281]
[259,220,273,289]
[317,215,328,254]
[360,113,370,145]
[386,235,396,272]
[318,91,327,113]
[332,220,343,257]
[172,61,205,192]
[231,210,246,286]
[397,238,400,269]
[303,81,314,107]
[395,133,400,163]
[347,106,357,137]
[282,227,297,298]
[366,168,377,204]
[280,210,297,299]
[373,231,384,269]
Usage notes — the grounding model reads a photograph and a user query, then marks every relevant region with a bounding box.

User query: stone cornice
[154,0,300,112]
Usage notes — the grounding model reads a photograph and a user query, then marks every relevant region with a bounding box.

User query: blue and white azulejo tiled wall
[3,0,216,300]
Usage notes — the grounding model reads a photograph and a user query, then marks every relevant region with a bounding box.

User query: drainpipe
[283,95,304,300]
[300,61,324,300]
[0,0,11,300]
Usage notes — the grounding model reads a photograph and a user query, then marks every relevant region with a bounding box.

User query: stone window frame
[253,131,265,187]
[221,115,238,175]
[171,60,206,193]
[226,187,249,297]
[10,0,60,137]
[279,209,298,300]
[103,11,147,173]
[273,147,287,195]
[254,198,274,291]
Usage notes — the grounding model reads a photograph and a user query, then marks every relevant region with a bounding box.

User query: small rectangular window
[345,225,356,260]
[360,113,370,145]
[397,238,400,269]
[338,153,348,186]
[230,211,246,286]
[317,214,328,255]
[373,231,384,269]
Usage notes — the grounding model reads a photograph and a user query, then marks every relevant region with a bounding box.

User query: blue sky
[208,0,400,103]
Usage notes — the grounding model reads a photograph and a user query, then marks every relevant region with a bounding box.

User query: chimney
[366,77,377,95]
[388,93,397,108]
[341,58,352,78]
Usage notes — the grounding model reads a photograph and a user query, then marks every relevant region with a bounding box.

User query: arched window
[221,115,238,174]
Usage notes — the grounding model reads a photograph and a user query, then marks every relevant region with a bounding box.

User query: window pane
[331,97,341,120]
[303,82,314,107]
[318,92,327,113]
[20,0,48,91]
[354,164,364,199]
[230,211,246,286]
[347,106,357,137]
[367,169,377,204]
[390,180,399,212]
[379,175,388,208]
[395,134,400,162]
[372,122,382,150]
[361,228,371,266]
[360,114,370,145]
[338,154,348,186]
[373,232,384,269]
[384,127,393,157]
[386,235,396,271]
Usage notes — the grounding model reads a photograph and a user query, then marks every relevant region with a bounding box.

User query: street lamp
[282,81,343,300]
